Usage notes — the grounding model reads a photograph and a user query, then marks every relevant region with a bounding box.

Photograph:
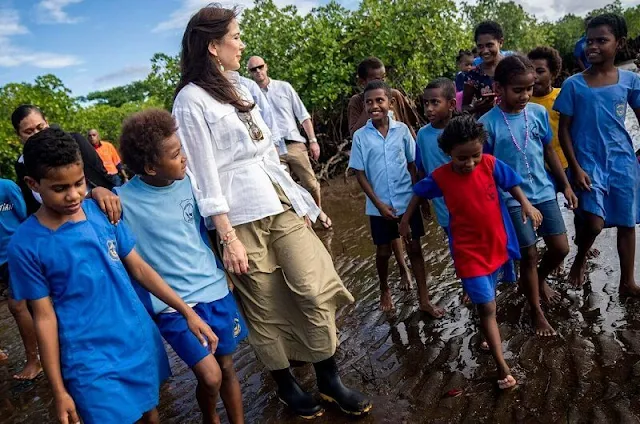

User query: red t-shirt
[417,155,518,278]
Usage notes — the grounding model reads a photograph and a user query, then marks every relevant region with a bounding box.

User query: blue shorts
[369,212,425,246]
[461,267,501,304]
[155,292,248,367]
[508,199,566,248]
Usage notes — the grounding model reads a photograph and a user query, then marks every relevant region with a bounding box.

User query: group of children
[0,9,639,423]
[349,13,640,389]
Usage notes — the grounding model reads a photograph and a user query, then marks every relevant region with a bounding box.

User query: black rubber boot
[313,356,373,416]
[271,368,324,419]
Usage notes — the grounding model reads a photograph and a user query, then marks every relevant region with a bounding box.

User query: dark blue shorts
[461,267,501,304]
[155,292,248,367]
[508,199,566,249]
[369,212,425,246]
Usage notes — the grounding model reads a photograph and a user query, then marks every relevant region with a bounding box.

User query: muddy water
[2,176,640,424]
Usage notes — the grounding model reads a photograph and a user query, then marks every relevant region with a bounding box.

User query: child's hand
[91,187,122,225]
[563,186,578,210]
[55,391,80,424]
[399,218,411,240]
[187,313,219,354]
[572,167,592,192]
[377,203,398,220]
[522,204,543,230]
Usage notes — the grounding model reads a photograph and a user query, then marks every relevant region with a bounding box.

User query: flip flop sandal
[319,215,332,230]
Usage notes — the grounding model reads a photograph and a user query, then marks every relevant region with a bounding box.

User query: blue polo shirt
[349,116,416,216]
[480,103,555,207]
[0,179,27,265]
[415,125,450,227]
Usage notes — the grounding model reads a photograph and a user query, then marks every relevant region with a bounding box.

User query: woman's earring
[215,56,225,72]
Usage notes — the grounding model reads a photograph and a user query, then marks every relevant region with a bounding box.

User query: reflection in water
[2,107,640,421]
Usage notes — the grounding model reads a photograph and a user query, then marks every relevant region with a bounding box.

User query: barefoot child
[554,13,640,295]
[8,128,216,424]
[348,80,444,317]
[117,109,248,423]
[480,55,577,336]
[400,115,542,389]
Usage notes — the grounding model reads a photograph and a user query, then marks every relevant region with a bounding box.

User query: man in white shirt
[247,56,330,227]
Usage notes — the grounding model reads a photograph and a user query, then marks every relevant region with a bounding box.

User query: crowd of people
[0,4,639,423]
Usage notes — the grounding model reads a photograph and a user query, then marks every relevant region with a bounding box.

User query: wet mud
[3,181,640,423]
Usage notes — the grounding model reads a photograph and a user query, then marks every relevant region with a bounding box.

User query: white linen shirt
[261,79,311,143]
[172,78,320,227]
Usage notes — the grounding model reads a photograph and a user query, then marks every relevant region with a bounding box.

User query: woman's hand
[55,391,80,424]
[91,187,122,224]
[186,312,219,354]
[223,238,249,274]
[572,166,592,192]
[522,203,543,230]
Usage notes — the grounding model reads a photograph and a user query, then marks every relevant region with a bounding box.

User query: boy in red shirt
[401,115,541,390]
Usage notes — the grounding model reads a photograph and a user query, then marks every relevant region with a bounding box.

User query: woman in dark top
[11,105,115,215]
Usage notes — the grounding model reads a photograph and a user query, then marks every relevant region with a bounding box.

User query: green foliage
[82,80,151,107]
[145,53,181,110]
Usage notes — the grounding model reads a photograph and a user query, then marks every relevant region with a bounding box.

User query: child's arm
[122,251,219,351]
[543,143,577,209]
[493,157,543,228]
[30,298,80,424]
[558,114,591,191]
[400,175,443,238]
[354,170,397,220]
[507,186,542,229]
[399,195,422,239]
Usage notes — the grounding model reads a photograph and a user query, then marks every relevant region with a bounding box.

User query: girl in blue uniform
[8,128,217,424]
[554,13,640,294]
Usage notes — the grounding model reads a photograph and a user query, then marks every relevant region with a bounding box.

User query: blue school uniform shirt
[0,179,26,265]
[7,200,169,424]
[554,70,640,226]
[574,35,588,67]
[116,176,229,314]
[480,104,556,207]
[348,117,416,216]
[415,125,450,227]
[473,51,513,66]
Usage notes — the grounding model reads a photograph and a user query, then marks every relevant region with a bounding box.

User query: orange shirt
[95,141,121,175]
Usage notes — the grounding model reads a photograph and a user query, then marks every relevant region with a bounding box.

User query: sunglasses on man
[249,64,265,73]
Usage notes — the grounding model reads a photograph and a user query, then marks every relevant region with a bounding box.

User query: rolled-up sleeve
[173,104,230,218]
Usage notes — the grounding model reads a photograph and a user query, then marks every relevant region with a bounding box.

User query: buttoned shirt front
[261,78,311,143]
[348,117,416,216]
[172,76,319,227]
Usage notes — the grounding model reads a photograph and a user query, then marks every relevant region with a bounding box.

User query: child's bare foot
[479,340,490,351]
[532,310,557,337]
[380,290,394,312]
[619,281,640,297]
[0,349,8,361]
[419,302,445,318]
[586,248,600,259]
[498,374,517,390]
[461,292,471,305]
[540,282,561,306]
[568,257,587,288]
[551,263,564,277]
[399,271,412,291]
[13,359,42,381]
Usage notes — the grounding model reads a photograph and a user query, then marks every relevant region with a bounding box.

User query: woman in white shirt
[172,5,371,419]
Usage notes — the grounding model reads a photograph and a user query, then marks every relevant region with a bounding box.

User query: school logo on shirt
[233,318,242,338]
[180,199,194,224]
[486,183,497,201]
[107,240,118,260]
[527,122,539,141]
[616,102,626,118]
[0,202,14,212]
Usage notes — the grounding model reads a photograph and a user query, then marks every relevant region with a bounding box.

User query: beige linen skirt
[220,186,354,370]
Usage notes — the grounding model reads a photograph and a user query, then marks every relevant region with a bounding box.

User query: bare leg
[137,408,160,424]
[569,212,603,287]
[216,355,244,424]
[477,301,516,389]
[539,234,570,305]
[407,239,444,318]
[193,354,223,424]
[519,246,556,336]
[391,238,412,290]
[7,298,41,380]
[376,244,394,312]
[617,226,640,296]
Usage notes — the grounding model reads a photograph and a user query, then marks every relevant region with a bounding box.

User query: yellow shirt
[530,88,568,169]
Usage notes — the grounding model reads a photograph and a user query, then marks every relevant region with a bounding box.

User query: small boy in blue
[0,178,28,362]
[8,128,216,424]
[480,54,578,338]
[117,109,248,424]
[554,13,640,295]
[349,80,444,318]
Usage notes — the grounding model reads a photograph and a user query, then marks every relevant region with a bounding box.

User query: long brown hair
[175,4,253,112]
